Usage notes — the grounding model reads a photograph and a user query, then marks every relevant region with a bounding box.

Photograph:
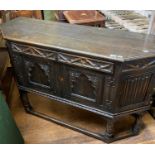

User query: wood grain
[2,17,155,61]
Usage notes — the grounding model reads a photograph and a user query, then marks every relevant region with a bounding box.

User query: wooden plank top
[1,17,155,62]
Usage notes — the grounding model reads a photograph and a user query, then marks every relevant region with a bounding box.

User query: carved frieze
[58,53,114,74]
[11,43,57,60]
[123,60,155,72]
[10,42,114,74]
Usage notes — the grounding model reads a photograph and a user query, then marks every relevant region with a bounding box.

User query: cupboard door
[22,55,57,95]
[62,66,104,109]
[10,50,57,95]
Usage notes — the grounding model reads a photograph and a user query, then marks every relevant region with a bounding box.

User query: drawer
[10,42,57,61]
[58,52,114,74]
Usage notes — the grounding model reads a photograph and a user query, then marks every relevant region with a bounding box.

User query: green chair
[0,91,24,144]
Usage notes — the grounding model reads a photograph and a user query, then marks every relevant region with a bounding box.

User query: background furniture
[63,10,105,27]
[54,10,67,22]
[0,10,43,107]
[101,10,149,33]
[0,10,43,23]
[2,17,155,143]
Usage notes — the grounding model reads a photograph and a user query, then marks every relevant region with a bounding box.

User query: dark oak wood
[1,17,155,143]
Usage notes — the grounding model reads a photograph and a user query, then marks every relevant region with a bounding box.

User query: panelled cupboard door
[22,55,57,95]
[62,65,104,110]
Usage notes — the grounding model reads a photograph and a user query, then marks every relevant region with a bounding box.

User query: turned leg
[101,119,115,142]
[132,113,143,134]
[105,119,115,138]
[19,90,33,112]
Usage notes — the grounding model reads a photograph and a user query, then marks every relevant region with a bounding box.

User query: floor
[9,84,155,144]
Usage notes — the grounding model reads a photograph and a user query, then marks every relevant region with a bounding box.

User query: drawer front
[10,42,114,74]
[57,53,114,74]
[62,66,104,110]
[10,42,57,61]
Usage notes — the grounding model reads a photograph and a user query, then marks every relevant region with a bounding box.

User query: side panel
[117,58,155,112]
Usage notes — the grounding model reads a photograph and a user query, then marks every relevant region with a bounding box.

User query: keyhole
[59,76,64,82]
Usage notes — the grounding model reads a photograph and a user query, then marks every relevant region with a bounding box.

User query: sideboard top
[1,17,155,61]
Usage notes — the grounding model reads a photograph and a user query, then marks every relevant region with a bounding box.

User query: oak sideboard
[1,17,155,143]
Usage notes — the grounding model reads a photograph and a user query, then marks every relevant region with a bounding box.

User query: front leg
[101,118,115,143]
[132,113,143,134]
[19,90,33,112]
[104,119,115,138]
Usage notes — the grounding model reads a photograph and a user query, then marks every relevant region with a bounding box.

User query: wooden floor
[9,84,155,144]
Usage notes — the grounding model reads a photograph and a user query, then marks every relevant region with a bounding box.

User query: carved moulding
[102,76,116,110]
[58,53,114,73]
[11,42,114,74]
[11,43,57,60]
[123,59,155,72]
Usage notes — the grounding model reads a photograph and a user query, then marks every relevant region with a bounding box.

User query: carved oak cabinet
[1,17,155,143]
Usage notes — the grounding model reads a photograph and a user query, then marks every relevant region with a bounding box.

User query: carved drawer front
[10,42,114,74]
[22,55,57,95]
[122,58,155,73]
[58,53,114,74]
[10,42,57,60]
[63,66,104,109]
